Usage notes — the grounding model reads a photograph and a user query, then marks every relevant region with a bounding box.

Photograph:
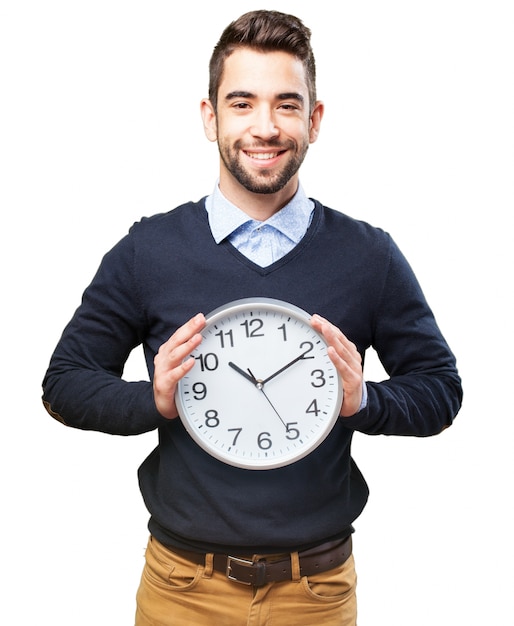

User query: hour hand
[228,361,258,385]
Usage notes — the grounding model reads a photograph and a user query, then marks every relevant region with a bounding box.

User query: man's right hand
[153,313,206,419]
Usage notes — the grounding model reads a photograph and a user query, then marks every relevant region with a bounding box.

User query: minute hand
[262,349,310,385]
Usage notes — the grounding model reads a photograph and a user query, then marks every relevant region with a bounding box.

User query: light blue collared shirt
[205,183,314,267]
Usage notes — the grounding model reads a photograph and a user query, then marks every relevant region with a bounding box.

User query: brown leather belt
[170,535,352,587]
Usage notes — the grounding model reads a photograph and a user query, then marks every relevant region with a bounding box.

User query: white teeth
[246,152,279,160]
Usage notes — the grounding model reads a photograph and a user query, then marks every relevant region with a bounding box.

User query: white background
[1,1,513,624]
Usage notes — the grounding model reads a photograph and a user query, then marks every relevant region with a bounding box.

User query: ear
[200,98,218,142]
[309,100,324,144]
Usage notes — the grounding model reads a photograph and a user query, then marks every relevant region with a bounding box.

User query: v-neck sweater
[42,198,462,553]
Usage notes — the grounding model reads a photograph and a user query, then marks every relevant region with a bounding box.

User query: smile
[244,151,285,160]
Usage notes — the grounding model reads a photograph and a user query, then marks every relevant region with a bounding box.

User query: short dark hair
[208,10,317,113]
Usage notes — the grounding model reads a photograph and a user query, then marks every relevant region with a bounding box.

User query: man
[42,10,462,625]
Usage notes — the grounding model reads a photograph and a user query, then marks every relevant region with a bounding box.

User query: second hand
[248,369,287,429]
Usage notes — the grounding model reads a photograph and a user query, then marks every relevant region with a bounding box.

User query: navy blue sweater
[42,199,462,552]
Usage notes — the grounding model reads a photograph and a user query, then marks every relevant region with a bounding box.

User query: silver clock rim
[175,297,343,470]
[205,297,313,326]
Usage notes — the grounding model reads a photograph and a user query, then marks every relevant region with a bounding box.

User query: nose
[249,106,280,140]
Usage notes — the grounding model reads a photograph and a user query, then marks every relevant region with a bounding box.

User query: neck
[218,174,299,221]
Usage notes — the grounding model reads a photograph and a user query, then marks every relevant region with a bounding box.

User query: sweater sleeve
[343,236,462,436]
[42,232,167,435]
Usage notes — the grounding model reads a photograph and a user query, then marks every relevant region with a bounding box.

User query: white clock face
[176,298,343,469]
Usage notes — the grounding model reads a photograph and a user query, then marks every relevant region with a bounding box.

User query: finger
[327,345,362,382]
[154,313,206,388]
[156,331,203,372]
[312,314,361,365]
[312,314,364,414]
[161,313,206,354]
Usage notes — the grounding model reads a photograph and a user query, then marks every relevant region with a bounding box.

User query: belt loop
[203,553,214,578]
[290,551,301,581]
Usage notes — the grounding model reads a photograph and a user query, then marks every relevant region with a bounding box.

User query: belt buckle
[226,555,255,585]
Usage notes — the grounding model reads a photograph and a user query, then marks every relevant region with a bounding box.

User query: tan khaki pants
[135,536,357,626]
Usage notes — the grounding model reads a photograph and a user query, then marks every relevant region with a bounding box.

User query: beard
[217,137,309,195]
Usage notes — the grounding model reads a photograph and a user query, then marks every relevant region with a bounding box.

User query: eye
[277,102,303,114]
[232,102,251,110]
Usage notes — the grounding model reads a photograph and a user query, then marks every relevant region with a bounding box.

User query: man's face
[202,48,322,204]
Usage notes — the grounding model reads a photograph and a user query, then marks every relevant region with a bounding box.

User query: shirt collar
[205,183,314,244]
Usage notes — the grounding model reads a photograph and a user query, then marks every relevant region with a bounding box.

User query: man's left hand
[311,314,364,417]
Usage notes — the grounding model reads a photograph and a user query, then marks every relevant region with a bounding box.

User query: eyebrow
[225,91,305,103]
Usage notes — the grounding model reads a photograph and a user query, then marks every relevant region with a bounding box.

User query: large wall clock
[176,297,343,469]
